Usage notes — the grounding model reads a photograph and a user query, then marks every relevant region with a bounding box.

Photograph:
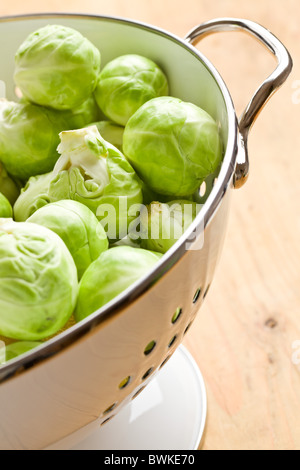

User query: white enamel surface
[46,346,207,450]
[0,16,232,449]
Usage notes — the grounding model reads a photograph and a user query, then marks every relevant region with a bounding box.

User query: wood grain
[1,0,300,450]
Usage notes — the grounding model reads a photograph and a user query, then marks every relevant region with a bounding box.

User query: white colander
[0,14,292,450]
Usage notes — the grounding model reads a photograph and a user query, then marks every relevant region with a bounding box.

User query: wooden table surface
[1,0,300,451]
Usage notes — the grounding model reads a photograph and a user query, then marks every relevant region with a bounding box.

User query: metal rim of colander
[0,13,238,383]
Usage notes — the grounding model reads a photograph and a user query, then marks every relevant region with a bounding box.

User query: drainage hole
[172,307,182,324]
[144,340,156,356]
[100,416,114,426]
[168,335,177,348]
[103,402,117,415]
[118,375,131,390]
[193,288,202,304]
[142,367,154,381]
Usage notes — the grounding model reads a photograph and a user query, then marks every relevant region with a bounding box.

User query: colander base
[47,346,207,450]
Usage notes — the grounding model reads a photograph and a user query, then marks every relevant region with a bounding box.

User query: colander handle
[185,18,293,189]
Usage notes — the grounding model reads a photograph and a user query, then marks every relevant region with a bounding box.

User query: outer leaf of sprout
[0,162,20,205]
[92,121,124,151]
[0,193,13,218]
[14,172,53,222]
[53,126,110,180]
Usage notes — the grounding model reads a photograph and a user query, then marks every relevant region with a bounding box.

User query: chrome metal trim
[185,17,293,189]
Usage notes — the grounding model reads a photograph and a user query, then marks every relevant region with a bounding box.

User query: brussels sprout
[0,193,13,218]
[67,96,101,129]
[14,25,101,110]
[94,54,169,126]
[0,100,76,180]
[0,162,20,205]
[0,219,78,340]
[14,126,143,240]
[28,200,108,279]
[14,172,53,221]
[2,341,41,363]
[137,200,201,254]
[123,96,223,196]
[93,121,124,151]
[75,246,162,322]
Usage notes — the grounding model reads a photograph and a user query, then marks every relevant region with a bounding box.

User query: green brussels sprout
[123,96,223,196]
[67,96,101,129]
[0,193,13,218]
[137,200,201,254]
[94,54,169,126]
[2,341,41,364]
[0,100,75,180]
[75,246,162,322]
[14,25,101,110]
[14,126,143,240]
[28,200,108,279]
[14,172,53,221]
[0,162,20,205]
[93,121,124,151]
[0,219,78,340]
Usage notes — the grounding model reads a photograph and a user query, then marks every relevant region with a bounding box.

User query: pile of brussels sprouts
[0,25,223,364]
